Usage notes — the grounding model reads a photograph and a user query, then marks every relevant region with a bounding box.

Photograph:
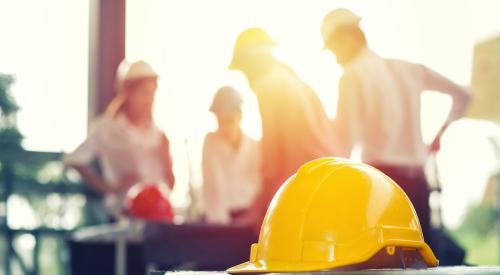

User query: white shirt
[63,114,170,214]
[335,48,471,166]
[202,132,261,224]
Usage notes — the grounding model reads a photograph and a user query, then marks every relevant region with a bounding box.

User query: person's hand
[429,134,441,153]
[429,124,449,153]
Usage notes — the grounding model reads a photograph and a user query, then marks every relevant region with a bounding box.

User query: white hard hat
[321,8,361,45]
[105,60,159,117]
[124,60,158,81]
[209,86,243,115]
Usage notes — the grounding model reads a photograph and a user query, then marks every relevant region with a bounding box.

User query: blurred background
[0,0,500,274]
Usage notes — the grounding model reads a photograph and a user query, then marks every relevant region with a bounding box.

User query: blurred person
[321,8,471,241]
[202,86,260,225]
[63,60,175,219]
[229,28,336,227]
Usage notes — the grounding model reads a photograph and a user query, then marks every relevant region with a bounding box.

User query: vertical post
[88,0,126,123]
[489,136,500,264]
[496,172,500,264]
[2,162,13,275]
[88,2,126,274]
[115,238,127,275]
[33,232,40,275]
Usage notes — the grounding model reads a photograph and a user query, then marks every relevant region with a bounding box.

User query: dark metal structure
[0,150,100,275]
[88,0,126,121]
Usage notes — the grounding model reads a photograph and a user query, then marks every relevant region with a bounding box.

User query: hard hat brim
[227,259,337,274]
[227,241,438,273]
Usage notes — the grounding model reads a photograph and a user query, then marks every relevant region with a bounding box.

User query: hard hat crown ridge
[124,60,158,81]
[233,28,276,50]
[229,27,276,70]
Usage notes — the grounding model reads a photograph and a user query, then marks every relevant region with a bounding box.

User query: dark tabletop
[150,266,500,275]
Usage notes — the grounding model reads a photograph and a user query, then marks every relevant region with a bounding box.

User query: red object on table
[125,183,174,222]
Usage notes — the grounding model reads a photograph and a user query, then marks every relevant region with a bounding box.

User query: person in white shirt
[63,60,175,219]
[202,86,261,225]
[321,9,471,242]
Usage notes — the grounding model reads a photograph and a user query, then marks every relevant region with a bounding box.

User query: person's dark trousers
[373,164,432,245]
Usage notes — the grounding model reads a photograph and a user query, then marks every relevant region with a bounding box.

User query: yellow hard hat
[321,8,361,47]
[228,157,438,273]
[229,28,276,70]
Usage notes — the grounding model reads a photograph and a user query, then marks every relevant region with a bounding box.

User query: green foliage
[450,230,499,265]
[0,73,23,149]
[451,204,499,264]
[457,204,497,236]
[0,73,18,116]
[0,126,23,148]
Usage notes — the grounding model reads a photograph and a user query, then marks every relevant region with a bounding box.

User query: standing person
[63,60,175,219]
[229,28,336,226]
[321,8,471,242]
[202,86,261,225]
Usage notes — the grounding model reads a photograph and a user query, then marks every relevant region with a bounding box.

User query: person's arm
[248,140,262,197]
[160,133,175,189]
[233,86,282,228]
[62,119,135,195]
[202,135,231,224]
[332,73,363,157]
[71,165,139,195]
[420,65,472,151]
[62,122,107,194]
[217,84,276,221]
[421,65,471,125]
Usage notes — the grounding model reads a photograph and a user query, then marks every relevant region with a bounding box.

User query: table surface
[151,266,500,275]
[71,221,145,242]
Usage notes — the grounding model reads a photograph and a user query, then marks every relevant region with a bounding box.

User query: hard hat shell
[209,86,243,115]
[228,157,438,273]
[105,60,159,118]
[321,8,361,46]
[125,183,174,222]
[115,60,131,93]
[229,28,276,70]
[124,60,158,82]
